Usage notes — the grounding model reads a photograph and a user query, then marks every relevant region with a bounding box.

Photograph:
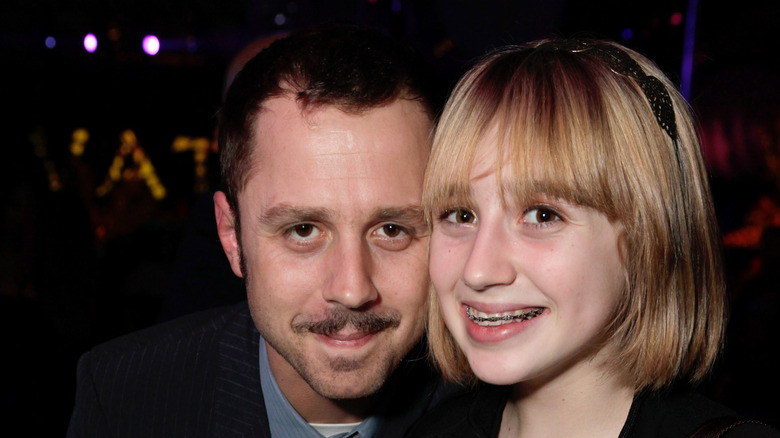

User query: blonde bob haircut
[424,39,726,392]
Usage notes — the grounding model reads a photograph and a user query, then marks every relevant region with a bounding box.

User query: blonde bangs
[425,46,632,222]
[496,64,621,217]
[423,60,502,219]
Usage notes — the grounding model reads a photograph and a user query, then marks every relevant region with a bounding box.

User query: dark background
[1,1,779,435]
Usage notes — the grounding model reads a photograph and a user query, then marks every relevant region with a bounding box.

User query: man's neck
[265,341,377,423]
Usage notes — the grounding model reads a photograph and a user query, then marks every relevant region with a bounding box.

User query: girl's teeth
[466,306,544,326]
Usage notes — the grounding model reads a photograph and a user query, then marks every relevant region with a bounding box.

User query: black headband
[548,39,678,145]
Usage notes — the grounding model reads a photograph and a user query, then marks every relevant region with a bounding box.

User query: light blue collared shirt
[259,338,383,438]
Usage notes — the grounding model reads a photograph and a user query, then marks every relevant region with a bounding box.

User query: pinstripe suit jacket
[66,301,441,438]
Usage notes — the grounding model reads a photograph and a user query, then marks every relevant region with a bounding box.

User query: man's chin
[304,360,393,400]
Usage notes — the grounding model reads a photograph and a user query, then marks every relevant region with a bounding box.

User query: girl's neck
[499,357,634,438]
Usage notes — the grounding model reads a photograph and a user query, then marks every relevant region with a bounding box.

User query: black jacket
[67,301,441,437]
[406,383,780,437]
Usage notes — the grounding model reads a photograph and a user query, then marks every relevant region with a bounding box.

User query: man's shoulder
[93,302,248,346]
[88,301,252,358]
[69,302,269,437]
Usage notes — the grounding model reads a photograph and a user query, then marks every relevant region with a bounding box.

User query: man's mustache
[292,308,401,336]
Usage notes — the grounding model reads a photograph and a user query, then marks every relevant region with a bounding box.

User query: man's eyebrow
[256,205,335,226]
[371,206,426,224]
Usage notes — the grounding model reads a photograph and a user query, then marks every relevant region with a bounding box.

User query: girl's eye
[523,207,560,224]
[442,208,476,224]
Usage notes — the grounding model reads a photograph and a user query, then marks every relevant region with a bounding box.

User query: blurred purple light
[186,36,198,53]
[143,35,160,56]
[45,36,56,49]
[621,28,633,40]
[681,0,699,100]
[83,33,98,53]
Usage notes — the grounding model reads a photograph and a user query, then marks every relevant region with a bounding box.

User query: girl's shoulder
[621,390,779,438]
[405,383,508,438]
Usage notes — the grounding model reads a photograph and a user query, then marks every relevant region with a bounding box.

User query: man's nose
[322,237,378,308]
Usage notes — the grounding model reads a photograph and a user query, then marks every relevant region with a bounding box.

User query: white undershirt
[309,422,362,437]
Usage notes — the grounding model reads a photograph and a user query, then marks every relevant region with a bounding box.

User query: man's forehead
[244,96,431,181]
[252,95,431,138]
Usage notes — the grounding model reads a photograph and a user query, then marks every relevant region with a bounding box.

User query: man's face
[215,96,431,404]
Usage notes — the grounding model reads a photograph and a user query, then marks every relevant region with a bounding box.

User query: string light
[29,127,62,192]
[96,129,167,200]
[70,128,88,156]
[172,135,217,193]
[31,127,215,199]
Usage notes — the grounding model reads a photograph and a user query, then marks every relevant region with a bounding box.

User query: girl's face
[429,136,625,388]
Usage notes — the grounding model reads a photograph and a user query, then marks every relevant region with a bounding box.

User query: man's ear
[214,191,244,278]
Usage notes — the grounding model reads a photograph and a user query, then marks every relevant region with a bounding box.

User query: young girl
[411,39,779,437]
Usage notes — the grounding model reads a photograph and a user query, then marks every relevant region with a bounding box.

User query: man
[67,23,443,437]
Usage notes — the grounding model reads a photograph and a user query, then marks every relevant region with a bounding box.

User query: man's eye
[372,223,414,251]
[523,207,560,224]
[377,224,406,238]
[288,223,320,239]
[442,208,476,224]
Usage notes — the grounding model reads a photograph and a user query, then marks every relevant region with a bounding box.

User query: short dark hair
[218,22,440,216]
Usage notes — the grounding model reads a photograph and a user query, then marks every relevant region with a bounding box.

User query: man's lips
[321,329,376,342]
[315,328,378,350]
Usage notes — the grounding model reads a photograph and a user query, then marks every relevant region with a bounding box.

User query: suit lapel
[212,304,272,437]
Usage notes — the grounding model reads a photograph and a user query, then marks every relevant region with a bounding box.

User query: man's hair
[424,39,726,392]
[218,23,440,218]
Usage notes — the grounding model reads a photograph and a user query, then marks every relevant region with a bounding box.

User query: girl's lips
[461,304,546,344]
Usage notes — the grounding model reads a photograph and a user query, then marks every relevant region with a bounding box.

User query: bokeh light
[670,12,684,26]
[45,36,56,49]
[108,25,121,42]
[621,28,633,41]
[83,33,98,53]
[186,36,198,53]
[142,35,160,56]
[70,129,89,157]
[274,13,286,26]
